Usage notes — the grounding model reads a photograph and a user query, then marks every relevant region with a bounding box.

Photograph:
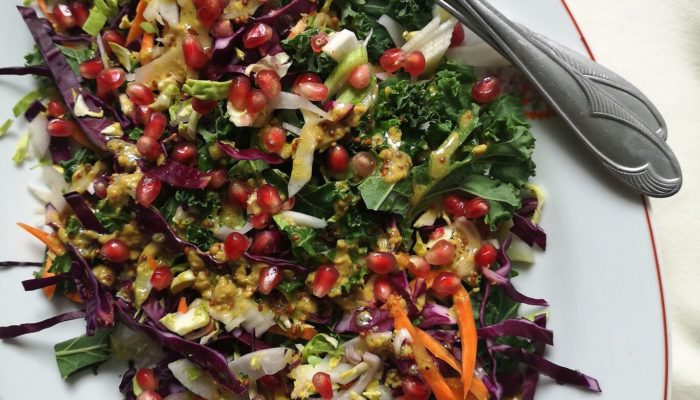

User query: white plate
[0,1,669,399]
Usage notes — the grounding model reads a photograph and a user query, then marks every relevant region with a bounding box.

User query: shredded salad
[0,0,600,399]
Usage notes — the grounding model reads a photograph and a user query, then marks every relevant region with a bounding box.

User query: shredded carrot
[17,223,66,255]
[177,297,188,313]
[445,377,464,399]
[147,255,159,270]
[415,328,462,374]
[126,0,148,45]
[389,296,457,400]
[454,287,478,399]
[36,0,56,25]
[468,377,489,400]
[140,33,154,65]
[268,325,318,341]
[65,291,83,303]
[41,255,56,300]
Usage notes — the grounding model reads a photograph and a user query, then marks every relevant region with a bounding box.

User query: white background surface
[0,0,678,399]
[565,1,699,398]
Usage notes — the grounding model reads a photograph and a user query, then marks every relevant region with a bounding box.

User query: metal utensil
[436,0,682,197]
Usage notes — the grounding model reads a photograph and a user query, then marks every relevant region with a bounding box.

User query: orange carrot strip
[415,328,462,373]
[41,255,56,300]
[65,291,83,303]
[454,287,478,399]
[37,0,56,25]
[140,33,155,65]
[126,0,148,45]
[389,296,457,400]
[468,377,489,400]
[445,377,464,399]
[17,223,66,255]
[268,325,318,341]
[177,297,188,313]
[147,255,159,270]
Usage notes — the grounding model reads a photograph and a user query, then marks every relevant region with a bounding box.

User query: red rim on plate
[558,2,670,398]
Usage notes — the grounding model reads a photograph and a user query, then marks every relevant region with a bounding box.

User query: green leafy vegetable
[281,28,337,77]
[12,90,42,117]
[12,132,30,164]
[301,334,343,363]
[386,0,435,30]
[48,252,73,274]
[335,0,393,61]
[0,119,13,137]
[358,174,412,215]
[58,45,97,76]
[59,148,100,182]
[64,217,82,238]
[183,225,216,251]
[94,200,131,233]
[183,79,232,101]
[54,329,112,379]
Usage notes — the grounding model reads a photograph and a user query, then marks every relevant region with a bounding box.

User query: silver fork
[436,0,682,197]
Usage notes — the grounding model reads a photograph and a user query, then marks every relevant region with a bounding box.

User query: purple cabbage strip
[419,302,457,328]
[0,261,43,267]
[0,65,51,76]
[50,137,73,163]
[232,328,271,350]
[243,253,307,272]
[490,345,602,392]
[51,33,94,43]
[212,26,245,65]
[115,300,247,395]
[521,314,547,400]
[68,245,115,335]
[21,273,68,291]
[149,160,211,190]
[511,214,547,250]
[217,141,285,165]
[516,197,538,217]
[387,271,420,316]
[24,100,46,122]
[0,310,86,339]
[334,307,393,334]
[82,91,132,129]
[142,295,167,323]
[477,318,553,345]
[254,0,315,34]
[18,6,111,150]
[64,192,107,233]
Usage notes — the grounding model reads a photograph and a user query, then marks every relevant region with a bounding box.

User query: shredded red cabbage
[477,317,553,345]
[511,213,547,250]
[68,245,115,335]
[64,192,107,233]
[217,141,285,165]
[0,65,50,76]
[149,160,211,190]
[22,273,68,291]
[0,310,85,339]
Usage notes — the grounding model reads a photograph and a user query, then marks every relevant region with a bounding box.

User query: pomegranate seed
[443,194,466,217]
[475,243,498,269]
[255,70,281,99]
[472,76,501,104]
[183,35,207,70]
[464,197,490,219]
[326,145,350,174]
[351,152,377,178]
[135,368,159,391]
[228,180,252,207]
[425,240,456,265]
[137,136,162,160]
[450,24,465,48]
[348,64,371,89]
[402,51,426,78]
[257,184,282,214]
[310,32,329,53]
[428,227,447,242]
[137,391,162,400]
[431,271,462,297]
[281,197,295,211]
[47,100,66,118]
[47,119,76,137]
[192,98,218,114]
[401,376,431,400]
[312,265,339,298]
[366,252,396,275]
[224,232,249,260]
[408,255,430,278]
[294,73,322,87]
[379,48,406,73]
[150,266,173,290]
[258,266,282,295]
[258,374,279,387]
[243,23,273,49]
[79,58,104,79]
[143,112,167,140]
[136,175,162,207]
[246,89,267,114]
[102,29,124,51]
[195,0,223,27]
[53,4,76,29]
[261,126,286,153]
[250,212,270,229]
[69,2,89,27]
[135,105,154,126]
[373,276,393,303]
[312,371,333,399]
[102,239,130,263]
[211,20,233,38]
[249,231,279,256]
[171,142,198,164]
[97,67,126,90]
[93,179,108,199]
[229,76,252,110]
[126,83,155,106]
[207,169,228,189]
[294,82,329,102]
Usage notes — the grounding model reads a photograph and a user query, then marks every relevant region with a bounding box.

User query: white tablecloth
[565,1,700,398]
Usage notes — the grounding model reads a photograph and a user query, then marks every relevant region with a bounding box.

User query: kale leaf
[281,28,337,77]
[59,147,100,183]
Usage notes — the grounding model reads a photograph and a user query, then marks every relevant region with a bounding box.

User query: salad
[0,0,601,399]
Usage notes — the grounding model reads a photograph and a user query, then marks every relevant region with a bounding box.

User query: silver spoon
[436,0,682,197]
